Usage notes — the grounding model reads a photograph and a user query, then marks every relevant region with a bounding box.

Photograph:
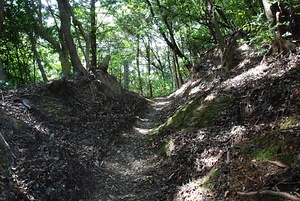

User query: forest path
[90,97,172,201]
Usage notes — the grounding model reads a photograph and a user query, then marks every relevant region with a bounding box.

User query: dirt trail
[90,97,172,201]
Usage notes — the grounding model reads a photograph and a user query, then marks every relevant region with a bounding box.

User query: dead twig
[237,190,300,201]
[267,160,290,168]
[0,132,16,158]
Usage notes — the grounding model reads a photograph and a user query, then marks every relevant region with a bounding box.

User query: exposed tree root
[237,190,300,201]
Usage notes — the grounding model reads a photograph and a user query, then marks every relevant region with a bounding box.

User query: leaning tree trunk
[205,0,225,54]
[57,0,87,76]
[25,1,48,82]
[36,0,71,77]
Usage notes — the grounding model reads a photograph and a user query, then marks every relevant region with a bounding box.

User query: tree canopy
[0,0,299,96]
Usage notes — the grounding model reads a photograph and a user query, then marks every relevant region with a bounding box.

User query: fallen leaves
[0,76,147,200]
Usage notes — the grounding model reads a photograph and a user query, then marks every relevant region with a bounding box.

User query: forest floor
[1,43,300,201]
[89,97,173,201]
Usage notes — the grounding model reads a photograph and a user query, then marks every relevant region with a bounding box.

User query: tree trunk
[261,0,297,53]
[36,0,71,77]
[205,0,225,53]
[123,60,129,90]
[0,0,4,34]
[29,33,48,82]
[25,1,48,82]
[0,60,5,82]
[0,0,4,81]
[90,0,97,68]
[261,0,273,20]
[167,49,174,91]
[172,51,180,89]
[57,0,87,76]
[145,0,192,71]
[136,36,143,95]
[146,43,153,97]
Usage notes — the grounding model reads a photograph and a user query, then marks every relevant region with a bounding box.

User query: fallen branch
[267,160,290,168]
[237,190,300,201]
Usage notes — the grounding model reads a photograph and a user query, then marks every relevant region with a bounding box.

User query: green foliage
[199,168,221,190]
[0,81,13,90]
[1,0,291,95]
[250,134,294,164]
[279,117,297,129]
[240,13,273,52]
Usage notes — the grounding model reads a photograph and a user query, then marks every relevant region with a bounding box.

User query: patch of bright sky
[40,0,115,26]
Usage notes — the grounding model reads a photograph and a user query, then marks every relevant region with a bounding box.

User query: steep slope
[0,74,147,200]
[150,47,300,200]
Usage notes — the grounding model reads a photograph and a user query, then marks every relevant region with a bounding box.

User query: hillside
[149,46,300,200]
[0,45,300,201]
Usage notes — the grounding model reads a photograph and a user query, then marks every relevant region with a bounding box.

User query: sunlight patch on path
[134,126,151,135]
[153,100,171,110]
[92,101,165,200]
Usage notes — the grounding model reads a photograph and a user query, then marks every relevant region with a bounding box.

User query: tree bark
[146,42,153,97]
[123,60,129,90]
[205,0,225,53]
[172,51,180,89]
[90,0,97,68]
[57,0,87,75]
[0,60,5,82]
[0,0,4,81]
[0,0,4,34]
[36,0,71,77]
[136,36,143,95]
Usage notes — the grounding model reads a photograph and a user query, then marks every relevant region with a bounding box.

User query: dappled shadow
[0,77,147,200]
[89,99,173,200]
[148,51,300,200]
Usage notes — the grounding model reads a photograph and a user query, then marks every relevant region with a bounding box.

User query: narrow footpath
[90,97,173,201]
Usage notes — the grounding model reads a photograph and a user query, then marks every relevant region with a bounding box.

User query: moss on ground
[245,133,295,164]
[151,93,231,157]
[155,93,231,135]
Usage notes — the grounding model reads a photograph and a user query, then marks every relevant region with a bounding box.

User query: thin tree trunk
[123,60,129,90]
[25,1,48,82]
[90,0,97,68]
[206,0,225,53]
[0,0,4,34]
[167,49,174,90]
[66,0,90,69]
[145,0,192,71]
[146,43,153,97]
[0,60,5,82]
[136,36,143,95]
[29,33,48,82]
[0,0,4,81]
[172,52,179,89]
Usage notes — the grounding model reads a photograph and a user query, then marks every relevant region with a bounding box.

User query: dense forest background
[2,0,298,96]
